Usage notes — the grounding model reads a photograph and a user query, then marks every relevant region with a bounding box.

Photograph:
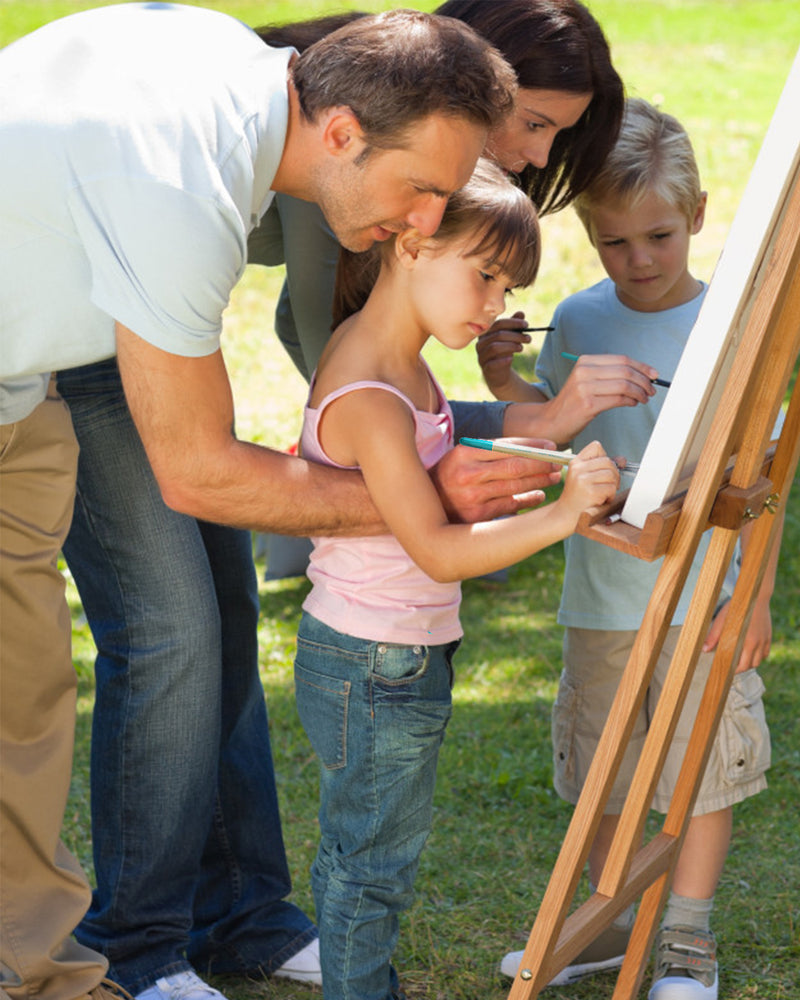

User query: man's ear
[320,108,365,157]
[691,191,708,235]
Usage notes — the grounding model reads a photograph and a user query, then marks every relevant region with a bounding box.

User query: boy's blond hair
[574,97,702,242]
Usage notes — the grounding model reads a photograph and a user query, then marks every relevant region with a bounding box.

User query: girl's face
[407,234,517,349]
[589,189,706,312]
[486,88,593,174]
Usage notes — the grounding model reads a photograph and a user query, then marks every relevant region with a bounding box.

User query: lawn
[5,2,799,998]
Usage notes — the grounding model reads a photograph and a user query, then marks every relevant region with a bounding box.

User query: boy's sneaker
[135,971,228,1000]
[500,923,629,984]
[648,926,718,1000]
[272,936,322,986]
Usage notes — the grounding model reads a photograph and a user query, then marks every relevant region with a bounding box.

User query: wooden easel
[506,88,800,1000]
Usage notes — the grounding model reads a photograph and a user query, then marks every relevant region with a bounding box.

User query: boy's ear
[320,107,366,158]
[691,191,708,235]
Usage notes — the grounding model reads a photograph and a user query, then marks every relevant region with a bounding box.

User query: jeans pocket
[371,642,430,686]
[719,668,771,786]
[295,658,350,771]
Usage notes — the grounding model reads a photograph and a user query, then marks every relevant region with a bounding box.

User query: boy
[478,99,779,1000]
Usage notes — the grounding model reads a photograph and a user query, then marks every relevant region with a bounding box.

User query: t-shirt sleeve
[68,175,247,356]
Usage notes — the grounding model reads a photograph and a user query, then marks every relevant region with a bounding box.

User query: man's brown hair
[291,9,516,152]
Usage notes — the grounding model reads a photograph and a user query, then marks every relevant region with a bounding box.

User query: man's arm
[116,323,380,535]
[117,324,558,533]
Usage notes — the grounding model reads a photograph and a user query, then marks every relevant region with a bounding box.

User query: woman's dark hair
[258,1,624,214]
[436,0,624,213]
[257,12,365,52]
[333,157,541,326]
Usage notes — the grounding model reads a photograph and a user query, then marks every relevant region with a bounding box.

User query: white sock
[662,892,714,933]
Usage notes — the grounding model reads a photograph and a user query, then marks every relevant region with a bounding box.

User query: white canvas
[621,48,800,529]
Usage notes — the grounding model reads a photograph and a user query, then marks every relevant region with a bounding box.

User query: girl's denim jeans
[295,613,458,1000]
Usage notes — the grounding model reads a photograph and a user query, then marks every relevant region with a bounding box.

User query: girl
[294,159,620,1000]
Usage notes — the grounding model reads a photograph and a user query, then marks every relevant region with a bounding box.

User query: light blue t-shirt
[0,3,292,423]
[536,277,710,630]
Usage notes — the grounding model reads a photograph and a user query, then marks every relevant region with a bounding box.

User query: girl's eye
[479,270,494,282]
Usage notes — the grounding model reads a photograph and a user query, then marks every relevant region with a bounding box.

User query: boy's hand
[558,351,658,418]
[476,312,537,402]
[703,596,773,672]
[560,440,620,516]
[430,440,562,523]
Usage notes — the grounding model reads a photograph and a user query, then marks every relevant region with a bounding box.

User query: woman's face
[485,88,593,175]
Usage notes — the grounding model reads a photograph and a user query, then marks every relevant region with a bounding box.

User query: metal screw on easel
[764,491,781,514]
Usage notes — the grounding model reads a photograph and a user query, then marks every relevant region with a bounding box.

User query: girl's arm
[323,387,619,583]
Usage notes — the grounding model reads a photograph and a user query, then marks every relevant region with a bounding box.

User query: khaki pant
[0,383,107,1000]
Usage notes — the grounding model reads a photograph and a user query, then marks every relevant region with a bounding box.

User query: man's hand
[430,440,562,523]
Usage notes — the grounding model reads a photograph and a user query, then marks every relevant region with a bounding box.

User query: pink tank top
[300,370,463,644]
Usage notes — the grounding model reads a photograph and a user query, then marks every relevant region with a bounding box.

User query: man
[0,6,550,1000]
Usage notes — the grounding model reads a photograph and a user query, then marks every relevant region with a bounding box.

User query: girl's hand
[475,312,536,402]
[560,440,620,518]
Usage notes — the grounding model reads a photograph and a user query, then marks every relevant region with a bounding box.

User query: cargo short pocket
[295,657,350,770]
[719,668,771,787]
[552,673,580,785]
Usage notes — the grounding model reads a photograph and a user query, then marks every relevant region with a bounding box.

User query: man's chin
[338,226,394,253]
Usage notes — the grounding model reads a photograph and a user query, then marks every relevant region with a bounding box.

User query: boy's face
[588,190,706,312]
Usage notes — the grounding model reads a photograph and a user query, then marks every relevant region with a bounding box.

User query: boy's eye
[652,231,671,240]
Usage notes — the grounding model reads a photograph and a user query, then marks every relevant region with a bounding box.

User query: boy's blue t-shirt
[535,277,710,630]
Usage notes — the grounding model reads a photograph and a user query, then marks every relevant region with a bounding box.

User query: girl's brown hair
[333,158,541,326]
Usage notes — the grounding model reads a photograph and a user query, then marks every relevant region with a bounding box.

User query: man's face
[316,113,487,252]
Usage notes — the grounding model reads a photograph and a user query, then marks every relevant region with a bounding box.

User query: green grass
[5,1,799,997]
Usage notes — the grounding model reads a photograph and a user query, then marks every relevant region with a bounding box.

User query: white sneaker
[648,927,718,1000]
[135,971,228,1000]
[273,936,322,986]
[500,923,629,984]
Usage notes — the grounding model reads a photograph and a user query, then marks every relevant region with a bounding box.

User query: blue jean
[294,613,458,1000]
[56,360,315,995]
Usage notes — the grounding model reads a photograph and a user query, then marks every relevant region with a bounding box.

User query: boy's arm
[500,353,659,446]
[703,509,785,671]
[478,316,659,446]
